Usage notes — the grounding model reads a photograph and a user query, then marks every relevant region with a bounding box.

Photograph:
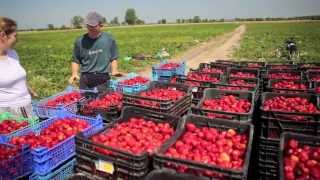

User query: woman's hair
[0,17,17,35]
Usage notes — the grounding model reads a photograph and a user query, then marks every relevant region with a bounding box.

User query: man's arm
[111,60,120,76]
[69,39,81,84]
[110,39,122,76]
[69,62,80,84]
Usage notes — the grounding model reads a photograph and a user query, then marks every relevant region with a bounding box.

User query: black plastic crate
[154,114,254,180]
[123,81,192,112]
[260,92,320,122]
[238,61,266,69]
[258,163,278,180]
[187,70,225,83]
[266,64,297,70]
[145,169,206,180]
[210,62,238,68]
[78,90,123,123]
[75,106,183,179]
[259,114,320,144]
[266,79,311,94]
[169,74,223,102]
[259,136,280,153]
[227,77,260,90]
[192,89,255,122]
[306,69,320,83]
[228,68,260,79]
[265,69,303,80]
[196,63,228,76]
[310,81,320,94]
[279,132,320,180]
[75,153,149,180]
[257,136,280,179]
[167,98,192,117]
[298,62,320,70]
[214,59,238,65]
[215,84,257,92]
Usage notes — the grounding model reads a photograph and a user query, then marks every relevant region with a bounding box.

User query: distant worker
[69,11,122,89]
[285,37,298,61]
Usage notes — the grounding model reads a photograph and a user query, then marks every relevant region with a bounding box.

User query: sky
[1,0,320,29]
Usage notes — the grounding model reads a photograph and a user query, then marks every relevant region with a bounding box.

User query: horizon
[2,0,320,29]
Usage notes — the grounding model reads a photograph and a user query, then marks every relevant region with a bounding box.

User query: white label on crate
[95,160,114,174]
[172,87,177,90]
[192,87,198,92]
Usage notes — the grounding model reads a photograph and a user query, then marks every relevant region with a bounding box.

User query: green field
[16,23,238,97]
[16,21,320,98]
[234,21,320,61]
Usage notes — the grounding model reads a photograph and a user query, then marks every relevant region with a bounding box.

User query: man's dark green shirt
[73,32,119,73]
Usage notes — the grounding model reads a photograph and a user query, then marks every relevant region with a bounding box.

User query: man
[69,11,121,89]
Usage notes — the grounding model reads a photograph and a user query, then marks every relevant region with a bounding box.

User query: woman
[0,17,36,118]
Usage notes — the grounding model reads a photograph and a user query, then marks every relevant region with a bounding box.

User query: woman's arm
[27,84,38,98]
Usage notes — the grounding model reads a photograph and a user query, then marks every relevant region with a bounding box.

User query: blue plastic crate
[32,87,98,119]
[29,158,76,180]
[110,72,150,94]
[153,75,171,82]
[0,143,32,180]
[152,60,186,81]
[7,109,103,176]
[0,112,40,143]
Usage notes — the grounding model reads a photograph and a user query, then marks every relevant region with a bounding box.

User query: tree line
[20,8,320,31]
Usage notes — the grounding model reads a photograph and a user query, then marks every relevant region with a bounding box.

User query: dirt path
[138,24,246,77]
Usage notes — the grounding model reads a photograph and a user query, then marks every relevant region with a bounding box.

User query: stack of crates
[152,60,186,82]
[258,62,320,179]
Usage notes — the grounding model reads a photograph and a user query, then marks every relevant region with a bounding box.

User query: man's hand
[111,72,124,77]
[69,74,80,84]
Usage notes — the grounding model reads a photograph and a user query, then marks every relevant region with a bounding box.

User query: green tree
[101,17,107,24]
[48,24,54,30]
[158,19,166,24]
[71,16,84,29]
[111,17,119,25]
[60,25,67,30]
[193,16,201,23]
[125,8,137,25]
[136,19,145,25]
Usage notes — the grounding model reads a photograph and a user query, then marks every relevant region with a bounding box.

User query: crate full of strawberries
[0,112,39,143]
[33,86,98,119]
[152,60,185,80]
[216,78,259,92]
[280,132,320,180]
[267,79,311,94]
[192,89,255,122]
[265,69,303,80]
[260,92,320,122]
[124,82,192,114]
[75,106,183,179]
[110,73,151,94]
[228,68,260,79]
[6,109,103,176]
[78,90,123,122]
[154,114,253,180]
[0,143,32,179]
